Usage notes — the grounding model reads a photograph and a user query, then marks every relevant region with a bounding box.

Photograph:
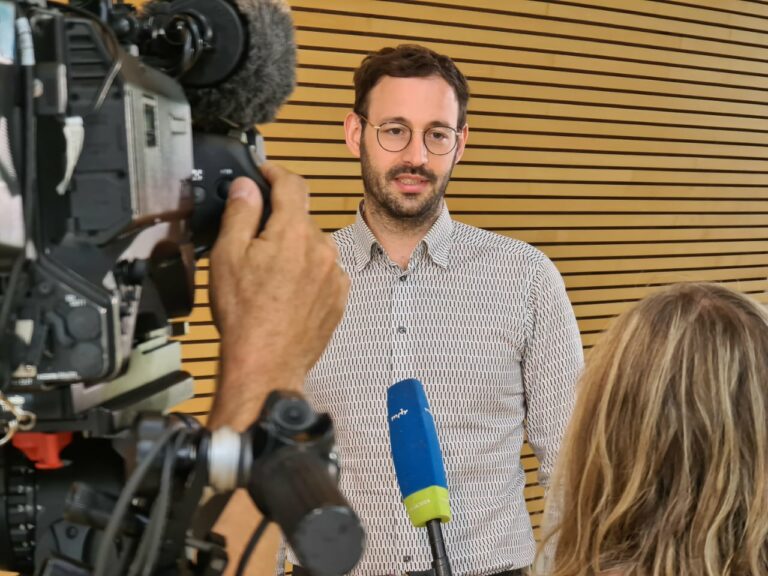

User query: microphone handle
[426,519,453,576]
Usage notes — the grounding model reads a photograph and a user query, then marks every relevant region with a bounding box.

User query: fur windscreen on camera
[187,0,296,131]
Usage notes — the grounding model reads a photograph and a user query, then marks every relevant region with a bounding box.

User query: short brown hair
[352,44,470,128]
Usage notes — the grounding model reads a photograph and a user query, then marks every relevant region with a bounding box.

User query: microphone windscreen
[387,378,451,527]
[190,0,295,130]
[143,0,296,132]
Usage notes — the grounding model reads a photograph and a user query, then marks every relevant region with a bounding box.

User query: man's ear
[454,123,469,165]
[344,112,363,158]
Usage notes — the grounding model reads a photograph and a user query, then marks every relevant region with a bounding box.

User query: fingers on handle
[214,177,265,258]
[259,161,310,227]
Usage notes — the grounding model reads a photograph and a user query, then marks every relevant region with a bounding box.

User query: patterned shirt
[293,204,583,576]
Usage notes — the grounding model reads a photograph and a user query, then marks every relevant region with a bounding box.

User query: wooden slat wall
[175,0,768,552]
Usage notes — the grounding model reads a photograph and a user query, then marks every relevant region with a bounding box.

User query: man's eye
[428,130,449,142]
[383,127,406,137]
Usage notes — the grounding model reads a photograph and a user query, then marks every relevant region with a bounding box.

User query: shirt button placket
[392,270,412,381]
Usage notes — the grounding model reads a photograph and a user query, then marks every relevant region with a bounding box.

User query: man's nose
[401,132,429,166]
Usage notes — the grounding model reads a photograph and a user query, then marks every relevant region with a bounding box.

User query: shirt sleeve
[521,253,583,490]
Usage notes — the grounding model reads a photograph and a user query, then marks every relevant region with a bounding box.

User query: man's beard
[360,140,454,229]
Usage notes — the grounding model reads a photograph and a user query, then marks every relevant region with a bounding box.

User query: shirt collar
[351,205,381,271]
[350,202,454,271]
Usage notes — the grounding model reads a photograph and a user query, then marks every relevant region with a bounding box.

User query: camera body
[2,0,201,430]
[1,0,267,431]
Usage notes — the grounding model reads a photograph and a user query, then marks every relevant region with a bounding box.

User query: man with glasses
[289,44,583,576]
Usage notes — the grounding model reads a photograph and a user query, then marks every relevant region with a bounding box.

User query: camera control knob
[66,306,101,341]
[216,178,233,200]
[69,342,103,380]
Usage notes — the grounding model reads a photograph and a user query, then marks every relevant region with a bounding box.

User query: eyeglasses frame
[357,114,462,156]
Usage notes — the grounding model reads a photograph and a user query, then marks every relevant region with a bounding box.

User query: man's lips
[391,174,430,193]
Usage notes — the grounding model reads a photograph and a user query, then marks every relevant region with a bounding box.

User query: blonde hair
[541,282,768,576]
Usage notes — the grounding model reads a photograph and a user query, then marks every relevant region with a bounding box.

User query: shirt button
[397,326,407,334]
[399,275,407,281]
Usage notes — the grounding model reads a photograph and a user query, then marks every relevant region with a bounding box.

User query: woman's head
[543,282,768,576]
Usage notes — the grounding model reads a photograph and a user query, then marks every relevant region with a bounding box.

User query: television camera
[0,0,364,574]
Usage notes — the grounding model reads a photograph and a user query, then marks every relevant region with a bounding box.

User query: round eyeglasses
[358,115,460,156]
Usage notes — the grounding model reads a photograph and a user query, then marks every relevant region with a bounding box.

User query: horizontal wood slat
[193,263,768,289]
[294,48,768,105]
[308,213,768,230]
[275,159,768,185]
[286,89,768,132]
[304,195,767,214]
[293,178,768,200]
[262,123,768,161]
[294,30,768,91]
[292,67,768,120]
[267,141,768,172]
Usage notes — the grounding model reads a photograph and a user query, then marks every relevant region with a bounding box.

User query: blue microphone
[387,378,453,576]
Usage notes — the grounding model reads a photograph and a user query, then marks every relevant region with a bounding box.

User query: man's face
[344,75,468,227]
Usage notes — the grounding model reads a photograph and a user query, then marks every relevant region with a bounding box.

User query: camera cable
[93,425,180,576]
[128,428,188,576]
[234,516,270,576]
